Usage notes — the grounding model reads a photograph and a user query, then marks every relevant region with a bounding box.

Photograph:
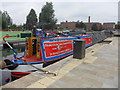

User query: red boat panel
[21,56,43,63]
[81,37,92,45]
[44,40,73,58]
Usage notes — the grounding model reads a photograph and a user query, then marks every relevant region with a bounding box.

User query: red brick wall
[85,23,102,31]
[102,23,115,30]
[59,22,115,31]
[59,22,76,29]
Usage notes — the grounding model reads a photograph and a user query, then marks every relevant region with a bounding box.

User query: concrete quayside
[1,36,118,88]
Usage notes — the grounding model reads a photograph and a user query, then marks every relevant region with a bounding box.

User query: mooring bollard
[73,39,86,59]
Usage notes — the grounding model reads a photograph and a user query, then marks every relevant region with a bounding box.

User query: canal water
[0,46,24,85]
[0,44,25,60]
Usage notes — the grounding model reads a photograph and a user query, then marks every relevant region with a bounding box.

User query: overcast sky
[1,0,119,25]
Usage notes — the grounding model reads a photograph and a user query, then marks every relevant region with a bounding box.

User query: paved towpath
[2,37,118,88]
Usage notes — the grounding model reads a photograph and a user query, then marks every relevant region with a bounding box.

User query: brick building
[59,22,76,30]
[102,23,115,30]
[85,22,102,31]
[59,21,115,31]
[58,16,115,31]
[59,21,102,31]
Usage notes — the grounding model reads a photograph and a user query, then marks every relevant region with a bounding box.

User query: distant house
[58,21,116,31]
[59,22,76,30]
[102,23,115,30]
[59,21,102,31]
[85,22,102,31]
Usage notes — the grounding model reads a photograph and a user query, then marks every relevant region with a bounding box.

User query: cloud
[54,2,118,23]
[1,0,120,2]
[1,1,118,25]
[2,2,45,24]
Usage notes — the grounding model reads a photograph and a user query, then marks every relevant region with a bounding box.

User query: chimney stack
[88,16,90,23]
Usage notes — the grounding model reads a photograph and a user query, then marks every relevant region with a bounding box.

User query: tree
[2,12,7,29]
[39,2,57,30]
[26,9,37,30]
[115,24,120,29]
[11,24,17,29]
[10,24,24,31]
[75,21,86,30]
[22,23,26,30]
[2,11,12,30]
[0,11,2,30]
[91,23,98,31]
[7,14,12,27]
[75,21,80,28]
[99,24,103,31]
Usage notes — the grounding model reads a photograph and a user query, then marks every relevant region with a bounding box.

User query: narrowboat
[2,31,92,81]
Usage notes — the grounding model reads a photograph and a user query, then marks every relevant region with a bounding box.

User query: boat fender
[4,59,19,70]
[0,61,7,69]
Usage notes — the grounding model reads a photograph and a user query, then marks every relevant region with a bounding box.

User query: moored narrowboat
[2,31,92,81]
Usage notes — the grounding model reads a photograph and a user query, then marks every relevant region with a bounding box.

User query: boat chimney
[32,25,37,37]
